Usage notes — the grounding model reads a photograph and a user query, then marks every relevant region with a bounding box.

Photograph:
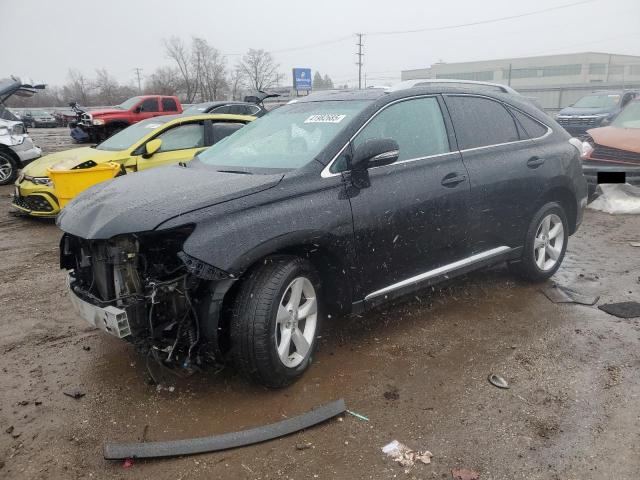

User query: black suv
[58,85,587,387]
[556,90,638,136]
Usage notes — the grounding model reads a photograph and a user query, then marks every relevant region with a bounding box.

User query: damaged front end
[60,226,234,370]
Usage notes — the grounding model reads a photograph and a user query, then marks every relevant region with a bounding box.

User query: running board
[365,246,513,301]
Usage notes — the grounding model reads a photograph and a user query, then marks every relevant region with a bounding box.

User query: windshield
[96,118,167,151]
[573,94,620,109]
[115,97,142,110]
[197,100,370,170]
[612,102,640,128]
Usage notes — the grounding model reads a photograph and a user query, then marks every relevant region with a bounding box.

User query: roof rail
[388,78,520,95]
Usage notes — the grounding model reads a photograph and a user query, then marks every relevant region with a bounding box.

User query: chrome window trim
[364,246,512,301]
[320,94,445,178]
[320,93,553,178]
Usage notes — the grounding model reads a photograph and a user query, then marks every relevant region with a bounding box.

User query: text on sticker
[304,114,346,124]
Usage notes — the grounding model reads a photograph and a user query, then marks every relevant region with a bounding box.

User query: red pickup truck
[72,95,182,142]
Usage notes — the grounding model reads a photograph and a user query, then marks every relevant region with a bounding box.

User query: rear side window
[162,98,178,112]
[210,105,230,114]
[508,108,548,139]
[140,98,159,113]
[353,97,450,162]
[445,96,519,149]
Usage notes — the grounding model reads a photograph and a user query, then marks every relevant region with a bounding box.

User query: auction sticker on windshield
[304,114,346,124]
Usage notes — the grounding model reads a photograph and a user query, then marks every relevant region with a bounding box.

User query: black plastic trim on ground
[103,398,346,460]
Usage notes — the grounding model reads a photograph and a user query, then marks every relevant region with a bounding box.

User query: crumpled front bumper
[67,274,132,338]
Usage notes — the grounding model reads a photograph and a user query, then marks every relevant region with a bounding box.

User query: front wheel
[508,202,569,282]
[230,256,321,388]
[0,151,19,186]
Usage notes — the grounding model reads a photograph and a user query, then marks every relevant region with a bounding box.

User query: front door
[343,96,471,303]
[137,121,207,171]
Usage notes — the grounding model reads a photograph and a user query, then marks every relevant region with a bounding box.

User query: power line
[366,0,597,36]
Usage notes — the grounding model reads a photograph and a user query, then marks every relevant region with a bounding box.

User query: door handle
[527,156,545,168]
[441,173,467,187]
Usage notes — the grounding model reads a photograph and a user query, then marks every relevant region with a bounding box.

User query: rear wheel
[0,151,19,186]
[230,256,321,388]
[508,202,568,282]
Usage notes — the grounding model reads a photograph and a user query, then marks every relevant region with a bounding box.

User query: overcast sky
[2,0,639,88]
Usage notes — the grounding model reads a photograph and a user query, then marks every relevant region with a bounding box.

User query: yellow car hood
[22,147,128,177]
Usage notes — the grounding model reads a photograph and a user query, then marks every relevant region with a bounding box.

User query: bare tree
[164,36,198,102]
[239,49,279,92]
[144,67,181,96]
[64,69,92,104]
[229,66,246,101]
[192,37,228,101]
[95,68,119,105]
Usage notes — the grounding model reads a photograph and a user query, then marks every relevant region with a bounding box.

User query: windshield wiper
[216,169,253,175]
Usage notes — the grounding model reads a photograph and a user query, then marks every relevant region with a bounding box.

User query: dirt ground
[1,128,639,479]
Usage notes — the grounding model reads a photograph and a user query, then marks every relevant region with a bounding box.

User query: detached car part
[104,398,346,459]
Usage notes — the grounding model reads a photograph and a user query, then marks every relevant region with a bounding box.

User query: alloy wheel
[275,277,318,368]
[0,156,14,183]
[534,213,564,271]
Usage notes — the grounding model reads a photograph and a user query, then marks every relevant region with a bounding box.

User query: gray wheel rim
[0,155,13,182]
[534,213,564,271]
[275,277,318,368]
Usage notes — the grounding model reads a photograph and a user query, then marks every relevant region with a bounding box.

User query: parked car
[184,101,267,117]
[57,85,587,387]
[13,113,253,216]
[556,90,638,136]
[72,95,183,143]
[580,98,640,194]
[53,109,77,127]
[0,78,43,185]
[21,109,57,128]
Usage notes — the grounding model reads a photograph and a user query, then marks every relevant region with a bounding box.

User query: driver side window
[156,123,204,152]
[331,97,450,173]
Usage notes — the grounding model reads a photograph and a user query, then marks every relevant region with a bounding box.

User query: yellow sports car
[12,113,254,217]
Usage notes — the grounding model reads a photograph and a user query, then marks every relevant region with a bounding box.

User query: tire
[508,202,569,282]
[230,256,321,388]
[0,150,19,186]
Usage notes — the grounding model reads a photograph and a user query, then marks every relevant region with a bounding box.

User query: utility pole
[356,33,364,90]
[133,67,143,94]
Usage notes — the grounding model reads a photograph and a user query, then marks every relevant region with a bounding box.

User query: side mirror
[143,139,162,158]
[134,106,142,113]
[351,138,400,171]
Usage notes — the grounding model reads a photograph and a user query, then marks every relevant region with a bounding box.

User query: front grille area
[13,194,55,212]
[592,144,640,164]
[557,116,598,127]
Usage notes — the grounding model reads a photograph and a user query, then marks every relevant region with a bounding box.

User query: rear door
[443,95,551,251]
[342,96,471,301]
[136,121,206,170]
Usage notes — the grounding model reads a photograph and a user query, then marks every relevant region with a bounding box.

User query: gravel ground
[1,128,639,479]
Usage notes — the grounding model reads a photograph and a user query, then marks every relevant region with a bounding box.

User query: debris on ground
[5,426,14,434]
[296,442,313,450]
[383,386,400,401]
[104,399,346,459]
[63,389,86,399]
[122,458,134,469]
[588,184,640,214]
[630,242,640,247]
[488,374,509,389]
[598,301,640,319]
[346,410,369,421]
[452,467,480,480]
[541,283,599,305]
[82,345,91,351]
[382,440,432,468]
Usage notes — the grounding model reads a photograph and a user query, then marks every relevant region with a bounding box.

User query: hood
[57,165,284,239]
[587,125,640,154]
[558,106,616,116]
[0,118,20,129]
[22,147,127,177]
[89,108,127,118]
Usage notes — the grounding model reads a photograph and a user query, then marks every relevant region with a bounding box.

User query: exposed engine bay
[60,226,233,375]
